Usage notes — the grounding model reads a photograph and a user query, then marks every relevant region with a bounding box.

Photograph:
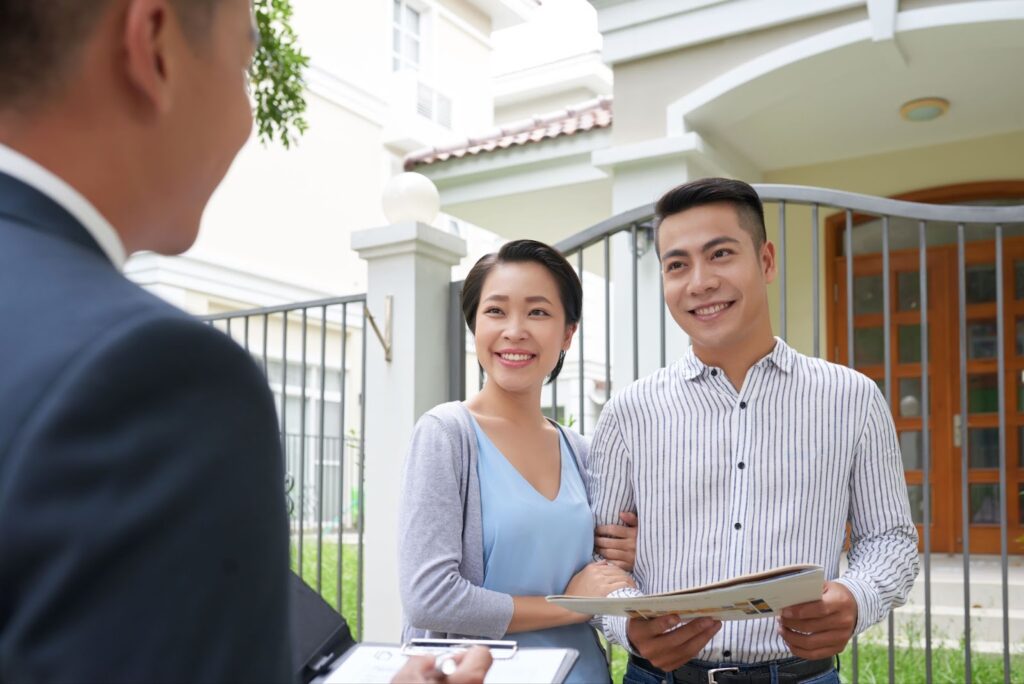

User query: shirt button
[734,522,742,530]
[723,650,732,659]
[738,462,746,469]
[739,401,747,409]
[711,369,718,377]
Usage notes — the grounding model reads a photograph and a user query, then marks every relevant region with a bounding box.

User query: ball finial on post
[382,172,440,225]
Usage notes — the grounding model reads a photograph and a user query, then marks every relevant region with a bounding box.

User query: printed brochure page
[547,564,825,620]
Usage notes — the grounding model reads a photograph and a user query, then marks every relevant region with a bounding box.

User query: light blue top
[471,416,609,684]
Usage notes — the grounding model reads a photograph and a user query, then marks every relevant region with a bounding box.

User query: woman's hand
[565,560,636,598]
[594,511,638,572]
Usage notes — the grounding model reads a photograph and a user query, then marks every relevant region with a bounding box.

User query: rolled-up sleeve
[837,388,920,635]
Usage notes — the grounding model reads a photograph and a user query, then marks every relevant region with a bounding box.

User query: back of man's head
[0,0,255,257]
[654,177,767,257]
[0,0,215,112]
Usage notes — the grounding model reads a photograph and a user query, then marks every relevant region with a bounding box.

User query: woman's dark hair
[461,239,582,382]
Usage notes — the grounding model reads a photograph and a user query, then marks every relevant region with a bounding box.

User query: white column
[352,221,466,642]
[609,156,692,393]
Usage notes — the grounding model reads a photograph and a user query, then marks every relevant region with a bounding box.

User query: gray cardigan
[397,401,591,642]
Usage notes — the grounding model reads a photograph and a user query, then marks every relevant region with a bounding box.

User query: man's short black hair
[0,0,217,110]
[654,177,767,256]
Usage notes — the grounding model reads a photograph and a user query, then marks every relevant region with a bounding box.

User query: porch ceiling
[444,179,612,252]
[683,17,1024,171]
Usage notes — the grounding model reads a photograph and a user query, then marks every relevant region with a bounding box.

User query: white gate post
[352,220,466,642]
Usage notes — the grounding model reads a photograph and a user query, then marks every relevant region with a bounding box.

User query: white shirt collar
[0,142,126,269]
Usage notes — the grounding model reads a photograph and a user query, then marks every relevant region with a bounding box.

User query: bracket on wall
[364,295,393,363]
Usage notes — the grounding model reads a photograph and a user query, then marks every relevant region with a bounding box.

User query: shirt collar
[0,143,126,269]
[678,336,796,381]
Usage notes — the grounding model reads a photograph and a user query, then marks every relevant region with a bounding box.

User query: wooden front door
[833,238,1024,554]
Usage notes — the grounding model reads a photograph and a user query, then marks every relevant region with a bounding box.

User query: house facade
[412,0,1024,555]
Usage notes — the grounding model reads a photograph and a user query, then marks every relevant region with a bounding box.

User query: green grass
[290,537,362,637]
[606,636,1024,684]
[838,640,1024,683]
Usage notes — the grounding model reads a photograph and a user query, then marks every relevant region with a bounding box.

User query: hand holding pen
[391,645,493,684]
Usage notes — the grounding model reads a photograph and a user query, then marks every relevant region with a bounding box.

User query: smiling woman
[397,240,641,684]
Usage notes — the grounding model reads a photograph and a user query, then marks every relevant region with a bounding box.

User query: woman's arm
[507,561,636,633]
[398,415,515,639]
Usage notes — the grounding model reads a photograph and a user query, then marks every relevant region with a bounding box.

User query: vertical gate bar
[881,216,895,684]
[298,309,308,581]
[449,281,466,402]
[996,225,1010,683]
[280,311,289,571]
[244,316,250,354]
[316,305,328,593]
[779,201,787,341]
[337,305,348,613]
[357,303,368,640]
[577,250,585,434]
[845,210,858,682]
[262,313,269,378]
[605,235,611,401]
[919,220,933,683]
[812,204,820,358]
[659,253,666,369]
[632,224,639,382]
[958,223,972,683]
[226,317,232,340]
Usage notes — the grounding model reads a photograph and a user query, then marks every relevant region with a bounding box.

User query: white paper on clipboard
[322,643,579,684]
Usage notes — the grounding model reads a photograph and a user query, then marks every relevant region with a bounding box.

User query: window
[393,0,420,72]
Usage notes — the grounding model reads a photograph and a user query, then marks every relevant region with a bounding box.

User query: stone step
[905,576,1024,612]
[865,603,1024,647]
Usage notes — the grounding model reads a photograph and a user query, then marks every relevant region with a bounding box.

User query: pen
[426,652,460,682]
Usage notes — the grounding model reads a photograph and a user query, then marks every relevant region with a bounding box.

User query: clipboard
[320,640,579,684]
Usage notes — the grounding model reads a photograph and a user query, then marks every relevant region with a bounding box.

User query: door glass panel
[854,275,883,314]
[898,325,921,363]
[873,378,886,399]
[970,483,1000,524]
[1018,370,1024,411]
[1020,426,1024,468]
[968,374,998,413]
[906,484,929,525]
[967,319,998,359]
[968,427,1000,468]
[897,271,921,311]
[898,377,922,417]
[1018,318,1024,356]
[899,431,922,470]
[1019,484,1024,524]
[854,327,884,367]
[966,264,996,304]
[1015,260,1024,300]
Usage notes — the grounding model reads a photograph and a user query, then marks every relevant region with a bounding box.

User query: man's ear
[761,240,777,284]
[123,0,176,115]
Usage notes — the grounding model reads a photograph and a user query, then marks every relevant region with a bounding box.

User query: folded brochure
[546,564,824,620]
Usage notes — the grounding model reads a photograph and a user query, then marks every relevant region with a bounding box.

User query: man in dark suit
[0,0,292,681]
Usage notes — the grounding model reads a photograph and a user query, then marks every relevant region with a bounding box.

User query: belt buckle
[706,667,739,683]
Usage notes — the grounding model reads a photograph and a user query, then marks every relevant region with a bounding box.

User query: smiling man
[588,178,919,684]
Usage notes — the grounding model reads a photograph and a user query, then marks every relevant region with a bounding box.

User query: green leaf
[251,0,310,149]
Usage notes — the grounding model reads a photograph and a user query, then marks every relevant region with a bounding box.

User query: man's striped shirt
[589,338,919,663]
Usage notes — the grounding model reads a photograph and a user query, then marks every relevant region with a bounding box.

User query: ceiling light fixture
[900,97,949,122]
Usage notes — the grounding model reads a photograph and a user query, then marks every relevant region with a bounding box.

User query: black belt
[629,654,835,684]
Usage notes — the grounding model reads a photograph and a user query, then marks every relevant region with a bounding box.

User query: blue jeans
[623,659,840,684]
